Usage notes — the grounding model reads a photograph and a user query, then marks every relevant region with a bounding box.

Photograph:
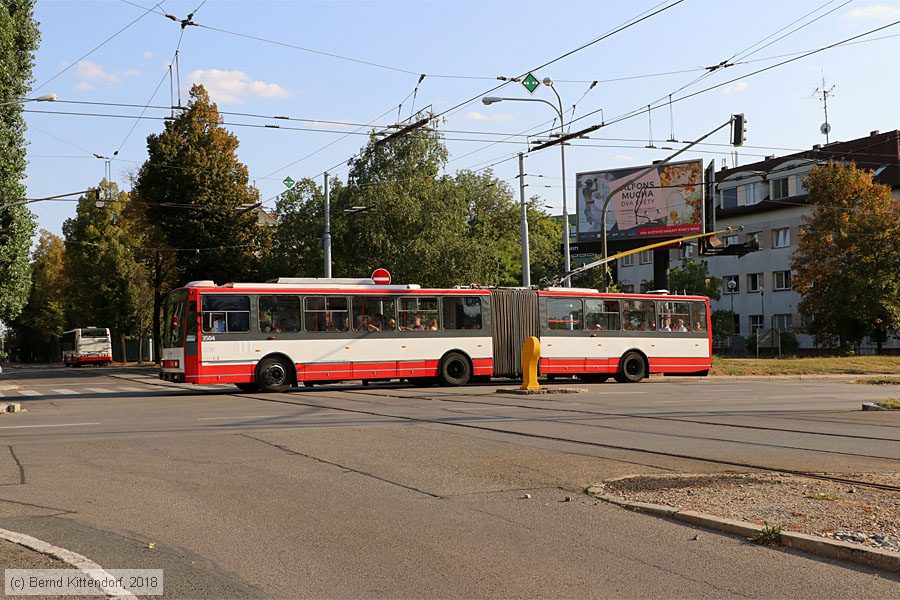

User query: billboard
[575,159,704,242]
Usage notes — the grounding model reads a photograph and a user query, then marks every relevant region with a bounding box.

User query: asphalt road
[0,366,898,598]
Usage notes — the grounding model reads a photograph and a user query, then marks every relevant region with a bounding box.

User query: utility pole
[518,153,531,287]
[323,171,332,278]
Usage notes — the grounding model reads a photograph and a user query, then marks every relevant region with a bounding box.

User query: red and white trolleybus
[159,278,711,392]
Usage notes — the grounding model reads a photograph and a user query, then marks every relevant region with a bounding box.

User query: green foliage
[792,162,900,352]
[62,181,144,351]
[667,258,721,300]
[270,125,562,287]
[9,230,67,361]
[711,309,735,340]
[745,330,800,356]
[0,0,39,323]
[132,84,265,286]
[751,522,783,544]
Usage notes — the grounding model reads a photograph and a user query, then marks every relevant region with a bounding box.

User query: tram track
[236,388,900,493]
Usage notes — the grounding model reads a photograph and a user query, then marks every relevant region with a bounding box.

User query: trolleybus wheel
[615,351,646,383]
[439,352,471,387]
[235,382,259,392]
[257,357,292,393]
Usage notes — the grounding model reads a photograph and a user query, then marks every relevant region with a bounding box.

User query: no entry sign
[371,268,391,285]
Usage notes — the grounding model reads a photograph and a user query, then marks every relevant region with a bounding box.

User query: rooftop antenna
[813,70,835,144]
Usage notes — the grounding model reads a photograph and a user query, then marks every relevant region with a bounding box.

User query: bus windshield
[81,327,109,338]
[163,290,188,348]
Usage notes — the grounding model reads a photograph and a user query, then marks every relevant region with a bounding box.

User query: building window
[771,178,789,200]
[750,314,764,333]
[723,234,739,247]
[723,275,739,294]
[773,313,791,332]
[744,183,760,205]
[746,231,760,245]
[621,253,634,267]
[773,227,790,248]
[747,272,763,293]
[721,187,737,209]
[639,250,652,264]
[681,243,694,259]
[774,270,792,290]
[794,174,809,195]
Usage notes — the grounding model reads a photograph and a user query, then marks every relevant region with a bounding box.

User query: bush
[746,331,800,356]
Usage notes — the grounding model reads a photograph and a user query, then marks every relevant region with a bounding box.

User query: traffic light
[731,114,746,147]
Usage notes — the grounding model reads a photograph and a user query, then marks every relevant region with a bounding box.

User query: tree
[63,181,144,360]
[266,177,327,278]
[0,0,39,324]
[10,230,68,362]
[132,84,264,357]
[792,161,900,352]
[667,258,722,299]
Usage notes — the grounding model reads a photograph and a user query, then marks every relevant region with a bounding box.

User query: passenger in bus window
[675,318,688,332]
[326,320,337,332]
[259,312,274,332]
[411,316,425,330]
[212,314,225,332]
[387,318,396,330]
[659,317,672,332]
[428,318,438,331]
[694,321,703,332]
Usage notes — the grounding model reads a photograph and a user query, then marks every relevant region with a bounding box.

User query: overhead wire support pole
[518,153,530,287]
[600,118,735,291]
[323,171,332,278]
[544,79,571,286]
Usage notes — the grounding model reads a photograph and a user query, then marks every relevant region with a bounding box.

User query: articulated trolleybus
[62,327,113,367]
[160,277,711,392]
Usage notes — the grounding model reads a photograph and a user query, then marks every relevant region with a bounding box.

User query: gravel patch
[596,472,900,553]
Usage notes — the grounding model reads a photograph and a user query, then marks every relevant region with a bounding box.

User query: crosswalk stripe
[85,388,113,394]
[52,389,78,395]
[116,387,144,392]
[17,390,40,396]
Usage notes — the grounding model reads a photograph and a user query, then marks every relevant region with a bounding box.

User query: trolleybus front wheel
[257,357,293,393]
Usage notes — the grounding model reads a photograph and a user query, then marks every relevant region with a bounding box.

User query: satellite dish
[820,122,831,135]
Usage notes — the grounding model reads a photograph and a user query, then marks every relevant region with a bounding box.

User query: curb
[862,402,889,411]
[587,490,900,574]
[0,527,137,598]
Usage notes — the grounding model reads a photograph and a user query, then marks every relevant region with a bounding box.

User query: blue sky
[21,0,900,238]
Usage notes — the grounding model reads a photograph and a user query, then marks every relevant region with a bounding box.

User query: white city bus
[159,278,711,392]
[62,327,113,367]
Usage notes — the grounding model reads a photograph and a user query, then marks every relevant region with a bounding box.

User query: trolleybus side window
[547,298,583,331]
[691,301,708,332]
[304,296,349,332]
[623,300,656,331]
[201,295,250,333]
[442,297,482,330]
[656,301,691,332]
[352,296,396,332]
[585,299,621,331]
[398,297,439,331]
[164,292,187,346]
[259,296,301,332]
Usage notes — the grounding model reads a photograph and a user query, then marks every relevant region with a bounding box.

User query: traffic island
[587,472,900,574]
[499,387,588,396]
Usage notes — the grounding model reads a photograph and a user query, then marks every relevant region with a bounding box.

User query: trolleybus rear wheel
[615,351,646,383]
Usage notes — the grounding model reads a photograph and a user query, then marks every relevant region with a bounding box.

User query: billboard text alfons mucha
[576,159,703,242]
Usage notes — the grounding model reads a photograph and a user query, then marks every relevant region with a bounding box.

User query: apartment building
[615,129,900,351]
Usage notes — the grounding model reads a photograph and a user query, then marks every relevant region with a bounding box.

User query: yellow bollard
[520,336,541,391]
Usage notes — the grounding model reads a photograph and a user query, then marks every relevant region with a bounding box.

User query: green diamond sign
[282,176,295,189]
[521,73,540,94]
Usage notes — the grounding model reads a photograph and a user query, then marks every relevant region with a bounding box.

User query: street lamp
[727,278,737,335]
[0,93,57,107]
[483,82,572,286]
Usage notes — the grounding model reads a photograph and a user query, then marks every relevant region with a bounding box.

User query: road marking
[198,415,277,421]
[85,388,113,394]
[0,422,100,430]
[17,390,40,396]
[116,387,145,392]
[52,389,78,395]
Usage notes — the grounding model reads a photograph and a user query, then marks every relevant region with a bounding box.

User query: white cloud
[73,60,121,84]
[723,81,749,95]
[143,51,154,59]
[845,4,900,21]
[463,111,513,122]
[611,154,634,163]
[124,68,141,78]
[74,81,93,92]
[188,69,291,104]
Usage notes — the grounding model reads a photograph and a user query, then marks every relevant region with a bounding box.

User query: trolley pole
[518,153,531,287]
[323,171,332,278]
